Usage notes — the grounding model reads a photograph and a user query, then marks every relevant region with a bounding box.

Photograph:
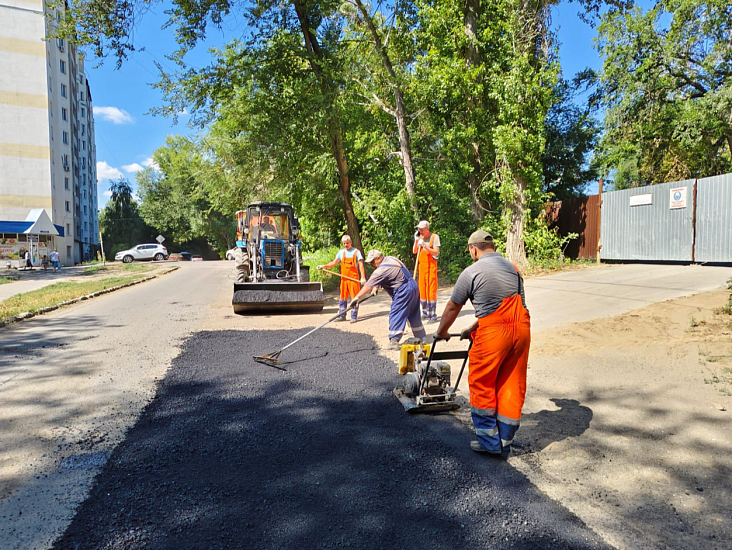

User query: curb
[0,266,179,328]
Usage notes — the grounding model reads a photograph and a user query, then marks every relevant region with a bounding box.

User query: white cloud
[142,156,159,170]
[93,106,134,125]
[122,162,145,173]
[102,190,112,197]
[97,161,123,180]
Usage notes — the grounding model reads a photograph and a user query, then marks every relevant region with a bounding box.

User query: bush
[302,246,342,293]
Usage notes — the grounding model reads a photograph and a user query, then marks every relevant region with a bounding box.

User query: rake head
[253,351,281,366]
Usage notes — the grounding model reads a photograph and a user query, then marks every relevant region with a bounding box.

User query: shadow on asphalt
[51,329,610,550]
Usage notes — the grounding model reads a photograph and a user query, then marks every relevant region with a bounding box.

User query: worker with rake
[317,235,367,323]
[351,250,426,350]
[435,230,531,459]
[413,220,440,323]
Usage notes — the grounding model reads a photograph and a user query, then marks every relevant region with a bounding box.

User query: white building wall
[0,0,98,265]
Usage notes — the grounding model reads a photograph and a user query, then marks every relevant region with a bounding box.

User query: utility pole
[597,179,603,263]
[98,222,106,267]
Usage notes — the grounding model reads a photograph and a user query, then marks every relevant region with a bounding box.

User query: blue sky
[89,2,608,209]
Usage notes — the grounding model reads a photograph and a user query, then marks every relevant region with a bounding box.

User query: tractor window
[247,208,291,240]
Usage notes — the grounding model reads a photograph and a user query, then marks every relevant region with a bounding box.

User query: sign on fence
[669,187,687,209]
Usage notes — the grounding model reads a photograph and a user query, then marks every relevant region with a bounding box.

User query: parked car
[191,255,204,262]
[169,252,192,262]
[225,247,238,260]
[115,244,169,263]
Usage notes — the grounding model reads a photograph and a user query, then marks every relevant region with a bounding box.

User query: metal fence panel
[600,180,695,261]
[546,195,600,260]
[695,173,732,263]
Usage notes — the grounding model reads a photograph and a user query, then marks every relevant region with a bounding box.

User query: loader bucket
[232,281,326,314]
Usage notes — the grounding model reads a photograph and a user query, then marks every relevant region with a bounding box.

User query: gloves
[414,231,420,240]
[316,265,324,270]
[460,327,474,341]
[360,277,367,284]
[370,287,380,296]
[349,298,359,309]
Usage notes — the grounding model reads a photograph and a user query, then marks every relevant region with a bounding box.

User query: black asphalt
[52,328,611,550]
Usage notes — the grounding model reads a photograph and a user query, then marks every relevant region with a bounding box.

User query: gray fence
[695,173,732,263]
[599,174,732,263]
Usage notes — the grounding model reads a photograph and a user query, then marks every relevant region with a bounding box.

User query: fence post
[691,179,698,263]
[596,179,603,263]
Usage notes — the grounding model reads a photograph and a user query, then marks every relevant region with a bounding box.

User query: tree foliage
[99,179,155,257]
[595,0,732,188]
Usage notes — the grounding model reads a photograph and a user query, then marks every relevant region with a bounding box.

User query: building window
[65,201,70,212]
[64,177,69,190]
[57,38,65,51]
[60,60,66,74]
[62,108,67,121]
[62,131,68,144]
[82,141,86,150]
[81,124,85,135]
[80,91,84,101]
[81,157,86,168]
[84,205,88,214]
[66,223,70,235]
[80,108,84,117]
[67,246,71,258]
[60,83,67,98]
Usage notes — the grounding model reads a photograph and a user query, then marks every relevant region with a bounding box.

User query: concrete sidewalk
[0,266,93,302]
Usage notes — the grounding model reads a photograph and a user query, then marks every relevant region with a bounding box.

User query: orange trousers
[418,252,437,317]
[469,294,531,450]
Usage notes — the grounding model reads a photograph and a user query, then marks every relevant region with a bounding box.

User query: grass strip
[0,277,15,285]
[0,274,152,319]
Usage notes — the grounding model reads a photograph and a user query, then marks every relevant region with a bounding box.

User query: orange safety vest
[339,250,361,300]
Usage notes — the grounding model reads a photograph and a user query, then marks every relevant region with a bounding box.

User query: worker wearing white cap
[413,220,440,322]
[351,250,426,349]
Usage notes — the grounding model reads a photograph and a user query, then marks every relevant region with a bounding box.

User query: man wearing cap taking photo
[350,250,426,350]
[412,220,440,323]
[435,230,531,459]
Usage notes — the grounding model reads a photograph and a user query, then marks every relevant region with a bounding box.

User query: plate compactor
[393,335,471,413]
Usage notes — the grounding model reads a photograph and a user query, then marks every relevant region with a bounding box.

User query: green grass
[0,277,15,285]
[0,274,154,320]
[83,263,154,275]
[714,295,732,316]
[303,246,344,293]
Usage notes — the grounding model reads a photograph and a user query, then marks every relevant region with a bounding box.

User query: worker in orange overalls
[435,230,531,459]
[317,235,367,323]
[412,220,440,323]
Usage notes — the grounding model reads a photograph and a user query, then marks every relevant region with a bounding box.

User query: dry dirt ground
[514,289,732,550]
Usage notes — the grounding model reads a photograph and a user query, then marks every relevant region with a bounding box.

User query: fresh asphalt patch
[52,328,610,550]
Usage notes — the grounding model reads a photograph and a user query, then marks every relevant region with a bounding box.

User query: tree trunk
[293,0,363,252]
[353,0,417,215]
[463,0,487,222]
[505,173,528,271]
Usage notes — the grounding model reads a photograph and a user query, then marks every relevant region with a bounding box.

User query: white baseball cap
[417,220,429,229]
[365,249,383,263]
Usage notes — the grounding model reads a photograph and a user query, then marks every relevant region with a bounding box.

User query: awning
[0,210,65,237]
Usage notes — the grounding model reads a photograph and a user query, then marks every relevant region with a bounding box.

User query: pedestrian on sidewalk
[41,254,49,272]
[317,235,366,323]
[50,249,60,272]
[435,230,531,459]
[351,250,426,350]
[412,220,440,323]
[24,249,32,271]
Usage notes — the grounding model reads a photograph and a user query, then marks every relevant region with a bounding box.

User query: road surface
[0,261,730,549]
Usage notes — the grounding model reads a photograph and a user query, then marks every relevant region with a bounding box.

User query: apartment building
[0,0,99,266]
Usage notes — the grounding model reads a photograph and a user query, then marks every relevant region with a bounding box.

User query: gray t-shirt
[366,256,408,297]
[450,252,527,318]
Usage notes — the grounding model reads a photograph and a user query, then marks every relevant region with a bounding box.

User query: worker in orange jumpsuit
[412,220,440,323]
[317,235,367,323]
[435,230,531,459]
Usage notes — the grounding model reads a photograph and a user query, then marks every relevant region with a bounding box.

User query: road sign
[156,235,165,244]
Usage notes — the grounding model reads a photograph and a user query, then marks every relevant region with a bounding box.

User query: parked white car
[115,244,169,263]
[226,247,238,260]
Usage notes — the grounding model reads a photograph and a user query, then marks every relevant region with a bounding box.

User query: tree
[99,179,154,257]
[595,0,732,186]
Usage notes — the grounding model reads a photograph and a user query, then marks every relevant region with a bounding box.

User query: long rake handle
[320,268,361,284]
[273,294,374,355]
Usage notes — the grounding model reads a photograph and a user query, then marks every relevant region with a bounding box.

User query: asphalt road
[2,261,731,549]
[51,328,610,550]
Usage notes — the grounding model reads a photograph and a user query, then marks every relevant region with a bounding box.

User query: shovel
[319,267,362,284]
[253,294,374,366]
